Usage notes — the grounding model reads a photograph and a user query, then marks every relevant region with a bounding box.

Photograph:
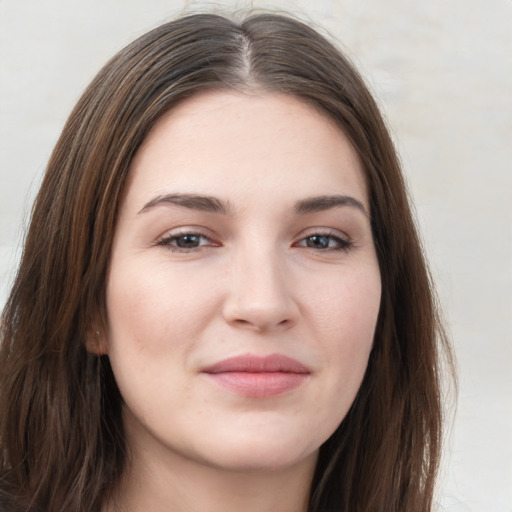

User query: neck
[106,450,316,512]
[104,415,317,512]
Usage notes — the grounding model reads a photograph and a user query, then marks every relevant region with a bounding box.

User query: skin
[91,91,382,512]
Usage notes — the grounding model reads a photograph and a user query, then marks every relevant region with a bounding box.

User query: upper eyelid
[156,226,349,237]
[157,230,215,243]
[156,226,216,239]
[295,226,352,241]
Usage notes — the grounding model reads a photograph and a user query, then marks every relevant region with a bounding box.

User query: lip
[201,354,310,398]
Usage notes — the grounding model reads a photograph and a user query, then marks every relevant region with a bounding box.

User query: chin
[203,444,319,473]
[189,422,324,473]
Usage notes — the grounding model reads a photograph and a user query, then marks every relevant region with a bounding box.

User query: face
[98,91,381,474]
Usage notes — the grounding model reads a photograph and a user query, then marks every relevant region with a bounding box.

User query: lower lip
[205,372,308,397]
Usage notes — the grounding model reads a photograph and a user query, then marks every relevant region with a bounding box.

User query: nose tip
[222,262,299,333]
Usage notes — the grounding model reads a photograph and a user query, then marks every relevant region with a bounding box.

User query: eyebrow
[293,195,369,217]
[138,193,235,215]
[138,193,368,217]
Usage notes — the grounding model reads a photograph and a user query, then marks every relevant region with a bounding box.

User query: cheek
[105,259,218,355]
[307,263,380,407]
[104,260,212,420]
[309,261,381,347]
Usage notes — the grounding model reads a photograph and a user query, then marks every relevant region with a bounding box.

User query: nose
[222,247,300,333]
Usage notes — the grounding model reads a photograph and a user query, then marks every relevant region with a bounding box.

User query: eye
[157,232,218,252]
[296,233,353,251]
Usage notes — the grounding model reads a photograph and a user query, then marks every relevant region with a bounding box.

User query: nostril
[230,316,293,333]
[234,319,251,326]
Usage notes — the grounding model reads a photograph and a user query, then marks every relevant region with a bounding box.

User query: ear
[85,327,108,355]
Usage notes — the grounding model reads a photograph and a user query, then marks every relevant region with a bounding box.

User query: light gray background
[1,1,511,510]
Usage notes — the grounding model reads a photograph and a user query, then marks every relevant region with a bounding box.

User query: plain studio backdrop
[0,1,511,510]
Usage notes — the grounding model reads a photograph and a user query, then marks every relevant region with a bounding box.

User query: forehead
[125,90,367,210]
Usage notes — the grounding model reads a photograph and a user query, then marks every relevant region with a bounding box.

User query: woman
[0,12,452,512]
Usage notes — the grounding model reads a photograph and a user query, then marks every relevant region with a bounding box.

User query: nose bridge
[223,237,298,331]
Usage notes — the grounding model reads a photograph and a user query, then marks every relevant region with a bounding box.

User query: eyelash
[156,229,353,253]
[157,231,217,252]
[295,232,353,252]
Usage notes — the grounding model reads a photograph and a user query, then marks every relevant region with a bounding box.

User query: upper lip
[202,354,310,374]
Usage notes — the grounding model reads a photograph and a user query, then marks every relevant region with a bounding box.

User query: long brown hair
[0,12,453,512]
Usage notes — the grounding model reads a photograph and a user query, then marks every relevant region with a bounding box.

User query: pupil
[177,235,200,248]
[307,235,329,248]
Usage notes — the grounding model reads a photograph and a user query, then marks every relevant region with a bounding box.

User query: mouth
[201,354,311,398]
